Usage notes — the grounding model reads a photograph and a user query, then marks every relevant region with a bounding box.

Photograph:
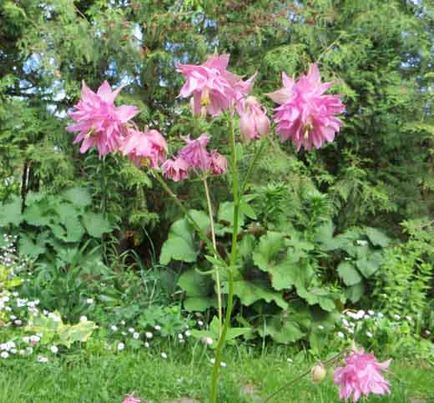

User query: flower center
[201,88,210,107]
[303,120,314,139]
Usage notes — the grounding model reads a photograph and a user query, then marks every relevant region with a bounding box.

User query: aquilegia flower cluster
[67,53,345,178]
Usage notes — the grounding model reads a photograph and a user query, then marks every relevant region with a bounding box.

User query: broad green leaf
[170,218,193,240]
[62,187,92,208]
[345,283,365,303]
[57,319,97,348]
[252,231,285,270]
[315,220,336,250]
[184,296,216,311]
[240,196,257,220]
[260,308,310,344]
[0,196,22,226]
[159,236,197,265]
[188,209,210,234]
[18,234,46,258]
[356,251,383,278]
[218,201,244,228]
[337,261,362,286]
[178,269,216,311]
[233,280,288,310]
[365,227,390,247]
[82,212,112,237]
[297,287,336,312]
[178,269,213,297]
[270,258,314,291]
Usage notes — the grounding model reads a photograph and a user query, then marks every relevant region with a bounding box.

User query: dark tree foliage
[1,0,432,245]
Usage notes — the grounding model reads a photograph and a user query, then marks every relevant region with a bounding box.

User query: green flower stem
[263,350,347,402]
[152,172,224,265]
[210,113,240,403]
[202,176,223,334]
[241,138,267,194]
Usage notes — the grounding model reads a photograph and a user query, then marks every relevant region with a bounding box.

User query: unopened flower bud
[311,363,327,384]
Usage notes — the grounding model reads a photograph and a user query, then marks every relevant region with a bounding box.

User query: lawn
[0,347,432,403]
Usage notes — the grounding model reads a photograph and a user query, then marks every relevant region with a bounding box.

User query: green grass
[0,346,432,403]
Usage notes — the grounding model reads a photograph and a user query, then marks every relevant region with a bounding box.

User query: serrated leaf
[82,212,112,237]
[345,283,365,303]
[315,220,336,250]
[57,319,97,348]
[337,261,362,286]
[252,231,285,270]
[273,258,314,291]
[233,280,288,309]
[0,196,22,226]
[23,203,52,226]
[63,187,92,208]
[18,234,46,258]
[355,251,383,278]
[178,269,216,311]
[160,236,196,265]
[184,296,216,311]
[297,287,336,312]
[218,201,244,228]
[178,269,213,296]
[260,308,310,344]
[365,227,390,247]
[188,209,210,234]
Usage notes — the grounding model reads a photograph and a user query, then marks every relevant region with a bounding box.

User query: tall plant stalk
[209,113,240,403]
[202,176,223,332]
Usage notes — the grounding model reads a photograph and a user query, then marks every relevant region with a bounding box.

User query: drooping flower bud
[311,363,327,384]
[209,150,228,175]
[162,157,190,182]
[238,96,270,142]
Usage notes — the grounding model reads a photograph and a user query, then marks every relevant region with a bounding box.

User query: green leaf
[252,232,285,270]
[297,287,336,312]
[178,269,213,296]
[345,283,365,303]
[233,280,288,310]
[315,220,335,249]
[0,196,22,226]
[337,261,362,286]
[178,269,216,311]
[240,196,257,220]
[271,258,314,291]
[51,203,84,242]
[355,251,383,278]
[188,209,210,234]
[365,227,390,247]
[184,296,216,311]
[57,319,97,348]
[18,234,46,258]
[218,201,244,228]
[62,187,92,208]
[23,202,52,226]
[260,308,310,344]
[82,212,112,237]
[159,236,197,265]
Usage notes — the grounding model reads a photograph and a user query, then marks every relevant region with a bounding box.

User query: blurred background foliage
[0,0,433,350]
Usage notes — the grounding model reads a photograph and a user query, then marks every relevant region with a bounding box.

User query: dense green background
[0,0,433,350]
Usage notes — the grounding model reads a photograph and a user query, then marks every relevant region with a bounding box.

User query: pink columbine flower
[122,395,141,403]
[209,150,228,175]
[67,81,139,156]
[238,96,270,141]
[178,133,211,171]
[121,129,167,168]
[162,157,190,182]
[177,54,254,116]
[333,350,391,402]
[268,64,344,151]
